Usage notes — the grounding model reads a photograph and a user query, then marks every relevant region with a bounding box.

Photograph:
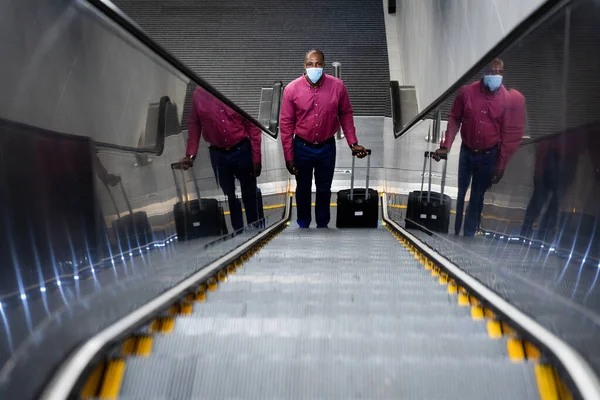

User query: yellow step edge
[80,361,106,399]
[207,277,218,292]
[507,338,526,362]
[447,284,458,294]
[471,306,485,320]
[487,320,503,339]
[535,364,561,400]
[217,270,228,283]
[149,317,175,334]
[161,317,175,333]
[196,291,207,302]
[501,322,516,336]
[98,359,126,400]
[135,336,153,357]
[120,337,136,357]
[457,293,470,306]
[184,293,195,303]
[524,341,541,360]
[554,368,573,400]
[484,308,496,319]
[438,275,448,285]
[179,303,193,316]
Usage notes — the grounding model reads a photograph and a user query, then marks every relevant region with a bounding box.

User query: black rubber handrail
[86,0,276,142]
[394,0,570,139]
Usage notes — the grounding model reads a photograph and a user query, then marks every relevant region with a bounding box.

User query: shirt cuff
[252,154,262,164]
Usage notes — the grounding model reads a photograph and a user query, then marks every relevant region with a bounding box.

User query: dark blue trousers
[456,145,497,236]
[294,138,336,228]
[520,150,576,240]
[209,140,259,232]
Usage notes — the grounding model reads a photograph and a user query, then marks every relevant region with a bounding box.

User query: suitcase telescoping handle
[103,179,134,219]
[350,148,372,201]
[171,161,202,205]
[419,151,448,203]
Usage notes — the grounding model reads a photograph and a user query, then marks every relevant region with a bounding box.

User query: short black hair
[305,49,325,63]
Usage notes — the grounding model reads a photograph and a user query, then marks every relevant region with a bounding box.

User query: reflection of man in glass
[182,87,262,232]
[433,59,525,237]
[520,124,595,240]
[280,49,368,228]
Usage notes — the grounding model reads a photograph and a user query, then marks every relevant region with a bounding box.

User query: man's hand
[180,155,194,170]
[491,168,505,184]
[351,144,368,159]
[286,160,298,175]
[432,147,448,162]
[251,162,262,177]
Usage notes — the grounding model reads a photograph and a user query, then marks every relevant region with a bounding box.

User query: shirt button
[222,120,225,122]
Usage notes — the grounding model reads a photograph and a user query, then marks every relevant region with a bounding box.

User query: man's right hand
[181,155,194,170]
[286,161,298,175]
[432,147,448,162]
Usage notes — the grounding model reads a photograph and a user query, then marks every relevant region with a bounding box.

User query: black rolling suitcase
[171,162,228,240]
[336,149,378,228]
[405,151,451,233]
[105,180,153,249]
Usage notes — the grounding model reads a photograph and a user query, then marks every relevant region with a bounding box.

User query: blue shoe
[298,222,310,228]
[317,225,328,229]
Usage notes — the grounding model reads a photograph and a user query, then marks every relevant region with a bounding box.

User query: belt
[294,135,335,148]
[462,143,498,155]
[209,138,248,153]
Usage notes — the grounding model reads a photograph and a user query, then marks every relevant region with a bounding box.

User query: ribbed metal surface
[111,0,391,118]
[119,226,537,399]
[408,227,600,380]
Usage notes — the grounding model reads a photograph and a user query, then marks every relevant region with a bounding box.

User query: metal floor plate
[119,226,538,399]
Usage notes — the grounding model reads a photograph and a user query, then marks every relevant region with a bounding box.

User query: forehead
[305,52,323,62]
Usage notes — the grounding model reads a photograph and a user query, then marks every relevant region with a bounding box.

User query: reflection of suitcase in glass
[105,180,153,249]
[255,187,265,228]
[336,150,379,228]
[405,152,451,233]
[171,162,227,240]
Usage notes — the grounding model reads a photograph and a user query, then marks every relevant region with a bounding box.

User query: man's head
[304,49,325,84]
[482,58,504,92]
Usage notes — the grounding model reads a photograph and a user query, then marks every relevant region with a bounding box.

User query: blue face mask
[306,68,323,84]
[483,75,503,92]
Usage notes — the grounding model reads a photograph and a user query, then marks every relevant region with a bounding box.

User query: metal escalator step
[149,333,508,360]
[200,290,457,305]
[118,227,537,399]
[190,301,473,319]
[119,356,537,400]
[169,315,490,337]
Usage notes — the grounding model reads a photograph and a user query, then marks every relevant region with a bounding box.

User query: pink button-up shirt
[280,74,359,161]
[186,87,262,163]
[442,81,524,170]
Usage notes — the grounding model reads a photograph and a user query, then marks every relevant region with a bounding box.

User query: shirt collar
[303,73,326,88]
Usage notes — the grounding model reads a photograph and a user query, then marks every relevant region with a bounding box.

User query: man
[182,86,262,232]
[433,59,525,236]
[280,49,368,228]
[520,123,595,241]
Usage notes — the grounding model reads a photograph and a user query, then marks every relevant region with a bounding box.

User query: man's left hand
[351,144,368,159]
[251,162,262,177]
[492,168,505,184]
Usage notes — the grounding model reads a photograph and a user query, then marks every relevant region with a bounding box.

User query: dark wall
[111,0,392,118]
